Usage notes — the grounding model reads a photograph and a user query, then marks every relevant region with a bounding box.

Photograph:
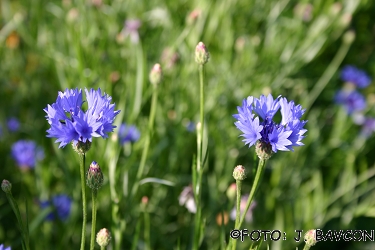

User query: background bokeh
[1,0,375,249]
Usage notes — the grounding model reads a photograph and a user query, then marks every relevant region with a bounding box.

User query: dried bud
[1,180,12,193]
[233,165,246,181]
[255,141,273,160]
[86,161,104,190]
[96,228,111,247]
[304,229,317,247]
[149,63,162,85]
[72,141,91,155]
[195,42,209,65]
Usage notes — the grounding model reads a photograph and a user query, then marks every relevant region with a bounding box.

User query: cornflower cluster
[234,94,307,158]
[335,65,374,137]
[44,88,120,148]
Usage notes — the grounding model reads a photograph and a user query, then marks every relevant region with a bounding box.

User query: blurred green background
[1,0,375,249]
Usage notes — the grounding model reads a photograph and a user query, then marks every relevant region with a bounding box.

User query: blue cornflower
[40,195,72,221]
[11,140,44,169]
[0,244,11,250]
[234,94,307,153]
[341,65,371,88]
[118,124,140,145]
[44,88,120,148]
[334,90,366,114]
[7,117,20,132]
[361,117,375,138]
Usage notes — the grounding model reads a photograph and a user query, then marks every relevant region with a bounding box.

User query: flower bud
[1,179,12,193]
[304,229,317,247]
[86,161,104,190]
[255,141,273,160]
[195,42,209,65]
[186,9,201,25]
[96,228,111,247]
[149,63,162,85]
[233,165,246,181]
[72,141,91,155]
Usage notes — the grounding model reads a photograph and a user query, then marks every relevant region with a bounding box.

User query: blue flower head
[361,117,375,138]
[40,195,72,221]
[234,94,307,154]
[44,88,120,148]
[334,90,366,114]
[0,244,11,250]
[341,65,371,88]
[11,140,44,169]
[118,123,140,145]
[7,117,20,132]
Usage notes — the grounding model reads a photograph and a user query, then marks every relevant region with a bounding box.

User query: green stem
[238,159,265,228]
[144,209,151,250]
[132,84,159,197]
[304,33,353,112]
[199,64,204,170]
[101,247,105,250]
[5,192,30,250]
[80,153,87,250]
[193,64,205,250]
[303,244,311,250]
[90,189,98,250]
[231,180,242,250]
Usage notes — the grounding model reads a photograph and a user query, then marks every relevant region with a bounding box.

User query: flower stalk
[2,180,30,250]
[238,159,265,228]
[90,190,98,250]
[79,153,87,250]
[231,165,246,250]
[193,42,209,250]
[86,161,103,250]
[131,64,161,197]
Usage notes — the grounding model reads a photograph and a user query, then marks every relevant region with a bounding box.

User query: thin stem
[193,64,205,250]
[5,192,30,250]
[144,209,151,250]
[303,245,310,250]
[199,64,204,170]
[90,189,98,250]
[231,180,242,250]
[132,84,159,197]
[304,34,353,112]
[238,159,265,228]
[80,153,87,250]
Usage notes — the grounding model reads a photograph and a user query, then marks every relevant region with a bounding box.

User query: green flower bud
[72,141,92,155]
[233,165,246,181]
[86,161,104,190]
[96,228,111,247]
[1,179,12,193]
[304,229,317,247]
[149,63,162,85]
[195,42,209,65]
[255,141,273,160]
